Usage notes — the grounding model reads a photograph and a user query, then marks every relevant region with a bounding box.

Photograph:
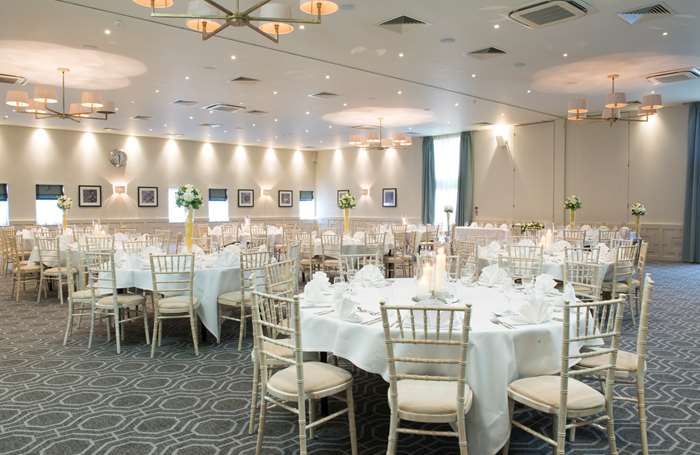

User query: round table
[300,278,583,454]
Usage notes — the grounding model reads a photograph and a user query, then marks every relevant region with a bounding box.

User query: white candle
[545,229,553,250]
[419,263,433,295]
[402,216,407,225]
[435,249,446,293]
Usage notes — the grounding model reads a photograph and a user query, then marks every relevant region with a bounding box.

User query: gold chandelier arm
[149,12,229,19]
[202,0,234,15]
[245,22,279,43]
[247,15,321,25]
[201,21,232,40]
[240,0,273,17]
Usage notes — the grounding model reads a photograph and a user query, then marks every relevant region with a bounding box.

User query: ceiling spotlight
[230,55,237,60]
[274,118,279,122]
[305,111,310,115]
[398,52,404,58]
[527,89,532,94]
[397,90,403,95]
[154,89,160,93]
[325,74,331,79]
[471,74,476,78]
[662,32,668,37]
[454,102,459,107]
[563,53,568,58]
[343,103,348,107]
[305,129,310,133]
[299,24,305,30]
[493,24,500,29]
[104,29,112,35]
[252,123,256,127]
[273,90,278,95]
[185,76,190,80]
[328,125,332,128]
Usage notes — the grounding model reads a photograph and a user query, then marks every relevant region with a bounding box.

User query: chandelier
[134,0,339,43]
[5,68,117,122]
[568,74,663,123]
[349,118,413,151]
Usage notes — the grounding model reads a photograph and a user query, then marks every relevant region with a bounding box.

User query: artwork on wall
[238,189,255,207]
[337,189,350,207]
[78,185,102,207]
[382,188,397,208]
[137,186,158,207]
[278,190,293,208]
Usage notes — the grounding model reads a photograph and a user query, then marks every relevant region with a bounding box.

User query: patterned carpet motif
[0,262,698,454]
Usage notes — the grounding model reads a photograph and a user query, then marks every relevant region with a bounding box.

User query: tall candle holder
[414,249,452,303]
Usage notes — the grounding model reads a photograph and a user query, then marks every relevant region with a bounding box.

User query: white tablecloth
[300,279,578,454]
[455,226,510,243]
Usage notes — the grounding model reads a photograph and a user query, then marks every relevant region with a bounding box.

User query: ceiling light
[33,86,58,104]
[398,52,404,58]
[299,0,339,15]
[305,111,310,115]
[328,125,332,128]
[130,100,135,104]
[148,128,153,131]
[527,89,532,94]
[641,94,663,111]
[349,118,411,150]
[155,89,160,93]
[662,32,668,37]
[471,73,476,78]
[163,123,167,127]
[274,118,279,122]
[299,24,305,30]
[397,90,403,95]
[273,90,278,95]
[259,3,295,35]
[230,55,237,60]
[493,24,500,29]
[5,90,30,108]
[305,129,309,133]
[325,74,331,79]
[562,53,568,58]
[189,116,194,120]
[104,29,112,35]
[343,103,348,107]
[252,123,256,127]
[132,0,173,7]
[454,102,459,107]
[185,76,190,80]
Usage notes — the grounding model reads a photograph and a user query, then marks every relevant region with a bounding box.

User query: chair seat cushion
[579,349,639,372]
[218,291,250,305]
[44,266,76,276]
[323,259,339,267]
[71,289,105,301]
[268,361,351,396]
[508,375,605,411]
[602,281,630,292]
[96,294,146,308]
[262,338,294,359]
[391,379,472,416]
[158,295,198,312]
[16,263,41,273]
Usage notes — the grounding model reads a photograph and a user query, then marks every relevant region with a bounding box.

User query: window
[168,187,187,223]
[208,188,229,222]
[35,184,64,226]
[299,190,315,220]
[433,134,461,225]
[0,184,8,226]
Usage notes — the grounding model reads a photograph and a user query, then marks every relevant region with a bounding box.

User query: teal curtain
[421,136,435,224]
[456,131,474,226]
[683,102,700,262]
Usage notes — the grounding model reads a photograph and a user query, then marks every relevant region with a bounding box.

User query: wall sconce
[114,185,127,195]
[496,135,508,148]
[361,188,370,197]
[261,188,271,197]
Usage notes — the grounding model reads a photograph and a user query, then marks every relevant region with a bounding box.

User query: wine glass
[460,264,475,286]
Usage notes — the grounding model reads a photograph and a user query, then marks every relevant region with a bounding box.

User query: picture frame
[337,189,350,207]
[278,190,293,208]
[137,186,159,207]
[78,185,102,207]
[382,188,397,208]
[238,189,255,208]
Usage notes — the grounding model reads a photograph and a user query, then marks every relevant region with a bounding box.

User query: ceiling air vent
[173,99,197,106]
[131,115,152,120]
[352,125,377,130]
[379,15,429,33]
[618,3,673,25]
[646,67,700,84]
[468,47,507,60]
[0,73,27,85]
[200,123,222,128]
[246,110,267,115]
[203,103,245,112]
[230,76,260,84]
[509,1,588,28]
[309,92,339,99]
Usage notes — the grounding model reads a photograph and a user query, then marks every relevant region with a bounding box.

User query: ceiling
[0,0,699,149]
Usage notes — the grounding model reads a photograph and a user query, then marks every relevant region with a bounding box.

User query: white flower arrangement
[338,193,357,210]
[444,205,454,214]
[519,221,544,233]
[176,184,203,210]
[631,202,647,216]
[57,195,72,211]
[564,195,582,210]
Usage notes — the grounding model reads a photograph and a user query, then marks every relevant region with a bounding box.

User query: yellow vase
[185,208,194,253]
[62,211,68,231]
[343,208,350,234]
[569,208,575,228]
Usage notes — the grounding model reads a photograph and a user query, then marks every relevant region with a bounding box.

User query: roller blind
[209,188,228,201]
[0,184,7,202]
[299,190,314,202]
[36,184,63,200]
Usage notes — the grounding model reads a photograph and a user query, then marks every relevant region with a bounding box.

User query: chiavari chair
[564,247,603,301]
[498,245,543,282]
[35,236,74,305]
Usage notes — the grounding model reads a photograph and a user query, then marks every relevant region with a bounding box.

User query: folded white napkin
[534,274,559,296]
[518,238,535,247]
[512,292,553,324]
[479,241,502,260]
[597,243,612,262]
[304,272,331,303]
[479,264,510,287]
[485,223,494,229]
[470,222,479,227]
[355,264,386,287]
[550,240,571,255]
[500,223,509,230]
[336,296,362,322]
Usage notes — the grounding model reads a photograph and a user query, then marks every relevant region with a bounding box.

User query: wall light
[114,185,127,195]
[361,188,370,197]
[496,135,508,148]
[261,188,271,197]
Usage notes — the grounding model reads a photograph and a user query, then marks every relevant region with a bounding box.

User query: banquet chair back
[562,229,586,247]
[504,297,625,455]
[36,236,71,305]
[221,223,239,245]
[149,254,198,357]
[452,240,478,272]
[7,232,40,302]
[607,243,639,298]
[82,235,114,252]
[123,240,148,254]
[610,238,634,249]
[498,245,543,282]
[62,252,91,345]
[117,228,138,238]
[249,225,268,249]
[251,292,357,455]
[195,224,209,237]
[423,225,438,243]
[321,233,341,272]
[564,247,602,301]
[598,230,617,246]
[365,232,386,250]
[265,260,296,298]
[192,236,211,254]
[379,302,473,454]
[153,229,171,252]
[339,252,383,280]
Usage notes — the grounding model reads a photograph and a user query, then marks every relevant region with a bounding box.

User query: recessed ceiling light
[155,89,160,93]
[454,102,459,107]
[662,32,668,37]
[651,90,656,94]
[130,100,135,104]
[3,115,8,119]
[305,111,310,115]
[189,116,194,120]
[343,103,348,107]
[163,123,167,127]
[148,128,153,131]
[471,74,476,78]
[230,55,237,60]
[104,29,111,35]
[273,90,278,95]
[328,125,332,128]
[299,25,305,30]
[397,90,403,95]
[305,129,310,133]
[115,107,119,112]
[527,89,532,94]
[493,24,500,29]
[562,53,568,58]
[224,130,228,133]
[325,74,331,80]
[252,123,256,127]
[398,52,404,58]
[274,118,279,122]
[257,139,261,142]
[185,76,190,80]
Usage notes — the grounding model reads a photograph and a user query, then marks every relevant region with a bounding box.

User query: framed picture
[137,186,159,207]
[278,190,293,208]
[78,185,102,207]
[238,189,255,208]
[337,189,350,207]
[382,188,397,208]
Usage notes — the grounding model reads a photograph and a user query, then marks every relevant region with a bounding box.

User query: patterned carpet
[0,262,699,455]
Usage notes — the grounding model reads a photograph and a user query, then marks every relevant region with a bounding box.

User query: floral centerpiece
[631,201,647,237]
[175,184,203,253]
[57,195,72,230]
[519,221,544,233]
[444,205,454,235]
[338,193,357,234]
[564,195,582,227]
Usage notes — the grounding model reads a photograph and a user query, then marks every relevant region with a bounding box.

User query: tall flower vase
[185,208,194,253]
[568,209,575,228]
[343,208,350,234]
[445,213,452,238]
[635,215,641,238]
[62,211,68,231]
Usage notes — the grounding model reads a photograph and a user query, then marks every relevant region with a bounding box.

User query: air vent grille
[131,115,152,120]
[230,76,260,84]
[0,73,27,85]
[203,103,245,112]
[351,125,377,130]
[173,99,197,106]
[379,15,429,33]
[646,67,700,84]
[618,2,673,24]
[200,123,222,128]
[246,110,267,115]
[509,1,588,28]
[468,47,507,60]
[309,92,339,99]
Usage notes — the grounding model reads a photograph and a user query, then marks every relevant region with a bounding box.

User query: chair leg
[386,411,399,455]
[158,321,163,347]
[637,377,649,455]
[142,306,150,345]
[554,413,566,455]
[297,396,308,455]
[63,300,73,346]
[346,387,358,455]
[255,384,268,455]
[36,273,44,304]
[501,397,514,454]
[151,318,159,358]
[606,402,618,455]
[249,360,260,434]
[457,409,469,455]
[88,307,96,349]
[308,399,316,439]
[190,312,200,356]
[114,309,121,354]
[57,274,64,305]
[238,303,245,351]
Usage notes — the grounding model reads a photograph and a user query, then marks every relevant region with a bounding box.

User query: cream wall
[0,125,317,223]
[314,142,423,222]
